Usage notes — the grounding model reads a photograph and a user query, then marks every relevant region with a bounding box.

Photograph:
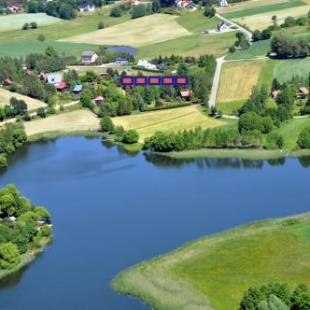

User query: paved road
[209,56,225,108]
[216,13,252,41]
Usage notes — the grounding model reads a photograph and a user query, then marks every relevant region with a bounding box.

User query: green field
[113,213,310,310]
[217,100,245,115]
[273,57,310,83]
[138,32,235,58]
[226,40,271,60]
[0,13,61,32]
[223,0,306,19]
[0,41,98,58]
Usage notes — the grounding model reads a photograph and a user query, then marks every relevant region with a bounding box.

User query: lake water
[0,136,309,310]
[107,46,137,56]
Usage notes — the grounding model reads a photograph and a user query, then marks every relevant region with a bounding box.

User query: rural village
[0,0,309,308]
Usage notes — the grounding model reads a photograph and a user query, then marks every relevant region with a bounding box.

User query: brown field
[113,105,225,141]
[62,14,191,47]
[216,60,266,103]
[24,109,100,136]
[233,6,309,30]
[0,88,46,111]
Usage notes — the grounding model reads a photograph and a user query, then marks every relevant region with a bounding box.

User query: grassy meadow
[63,14,191,47]
[217,60,266,103]
[0,87,46,111]
[112,105,226,141]
[113,213,310,310]
[0,13,61,32]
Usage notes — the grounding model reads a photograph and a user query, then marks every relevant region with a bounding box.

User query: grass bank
[112,212,310,310]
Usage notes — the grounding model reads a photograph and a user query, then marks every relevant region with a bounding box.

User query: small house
[94,96,104,105]
[298,87,309,99]
[81,51,98,65]
[137,59,158,71]
[217,21,230,32]
[55,81,68,91]
[219,0,228,7]
[3,78,13,86]
[115,57,130,66]
[73,84,83,93]
[8,216,16,222]
[7,3,20,13]
[180,89,192,100]
[79,2,95,12]
[46,72,63,84]
[128,0,140,5]
[271,90,281,99]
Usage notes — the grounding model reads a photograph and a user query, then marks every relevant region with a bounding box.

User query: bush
[22,23,29,30]
[265,132,284,149]
[131,4,146,19]
[0,154,8,168]
[110,6,122,17]
[98,21,104,29]
[297,127,310,149]
[204,5,215,18]
[30,22,38,29]
[122,130,139,144]
[37,107,47,118]
[0,242,21,270]
[100,116,114,133]
[37,34,46,42]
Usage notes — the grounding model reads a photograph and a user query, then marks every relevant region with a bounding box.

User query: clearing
[112,105,225,141]
[62,14,191,47]
[0,88,46,111]
[24,109,100,137]
[0,13,60,32]
[216,60,266,103]
[113,213,310,310]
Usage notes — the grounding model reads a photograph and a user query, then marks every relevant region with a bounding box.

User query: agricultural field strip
[223,0,306,19]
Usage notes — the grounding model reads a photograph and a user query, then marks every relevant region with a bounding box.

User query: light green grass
[0,13,61,32]
[223,0,306,19]
[0,41,98,58]
[138,32,235,59]
[257,59,276,88]
[113,213,310,310]
[274,117,310,150]
[226,40,271,60]
[273,57,310,83]
[217,100,245,115]
[176,11,219,33]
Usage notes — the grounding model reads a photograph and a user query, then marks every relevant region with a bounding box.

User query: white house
[79,2,95,12]
[81,51,98,65]
[219,0,228,7]
[137,60,158,71]
[46,72,63,84]
[217,21,230,32]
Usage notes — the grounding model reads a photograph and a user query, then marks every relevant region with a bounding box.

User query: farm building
[73,84,83,93]
[180,89,192,100]
[79,2,95,12]
[45,72,63,85]
[115,57,130,66]
[81,51,98,65]
[128,0,140,5]
[219,0,228,7]
[94,96,104,104]
[271,90,281,99]
[217,21,230,32]
[3,79,13,86]
[298,87,309,99]
[55,81,68,91]
[175,0,197,10]
[7,3,20,13]
[137,60,158,71]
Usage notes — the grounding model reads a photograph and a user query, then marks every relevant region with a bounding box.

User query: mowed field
[0,13,60,32]
[63,14,191,47]
[219,0,310,30]
[112,105,225,141]
[24,110,100,136]
[0,88,46,111]
[113,213,310,310]
[216,60,266,103]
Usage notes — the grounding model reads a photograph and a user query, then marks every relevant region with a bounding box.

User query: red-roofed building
[3,79,13,86]
[55,81,68,91]
[94,96,104,104]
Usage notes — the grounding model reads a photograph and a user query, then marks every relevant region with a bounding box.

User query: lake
[0,136,309,309]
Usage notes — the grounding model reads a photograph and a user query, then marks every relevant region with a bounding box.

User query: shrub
[110,6,122,17]
[122,130,139,144]
[0,242,21,270]
[37,34,45,42]
[0,155,8,168]
[204,5,215,18]
[98,21,104,29]
[297,127,310,149]
[265,132,284,149]
[100,116,114,133]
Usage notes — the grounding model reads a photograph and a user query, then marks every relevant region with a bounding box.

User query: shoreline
[112,212,310,310]
[0,237,52,282]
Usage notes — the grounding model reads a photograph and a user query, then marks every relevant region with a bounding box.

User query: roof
[180,90,192,97]
[272,90,281,98]
[73,84,82,92]
[46,72,63,84]
[299,87,309,95]
[79,2,95,8]
[55,81,68,90]
[94,96,104,101]
[81,50,97,57]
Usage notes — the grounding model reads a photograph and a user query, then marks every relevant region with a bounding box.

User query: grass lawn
[0,13,61,32]
[24,109,100,137]
[138,32,235,59]
[0,87,46,111]
[62,14,191,47]
[274,117,310,150]
[223,0,306,19]
[273,57,310,83]
[226,40,271,60]
[217,100,245,115]
[113,213,310,310]
[0,8,131,44]
[176,11,219,33]
[0,41,98,58]
[217,60,267,103]
[112,105,226,141]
